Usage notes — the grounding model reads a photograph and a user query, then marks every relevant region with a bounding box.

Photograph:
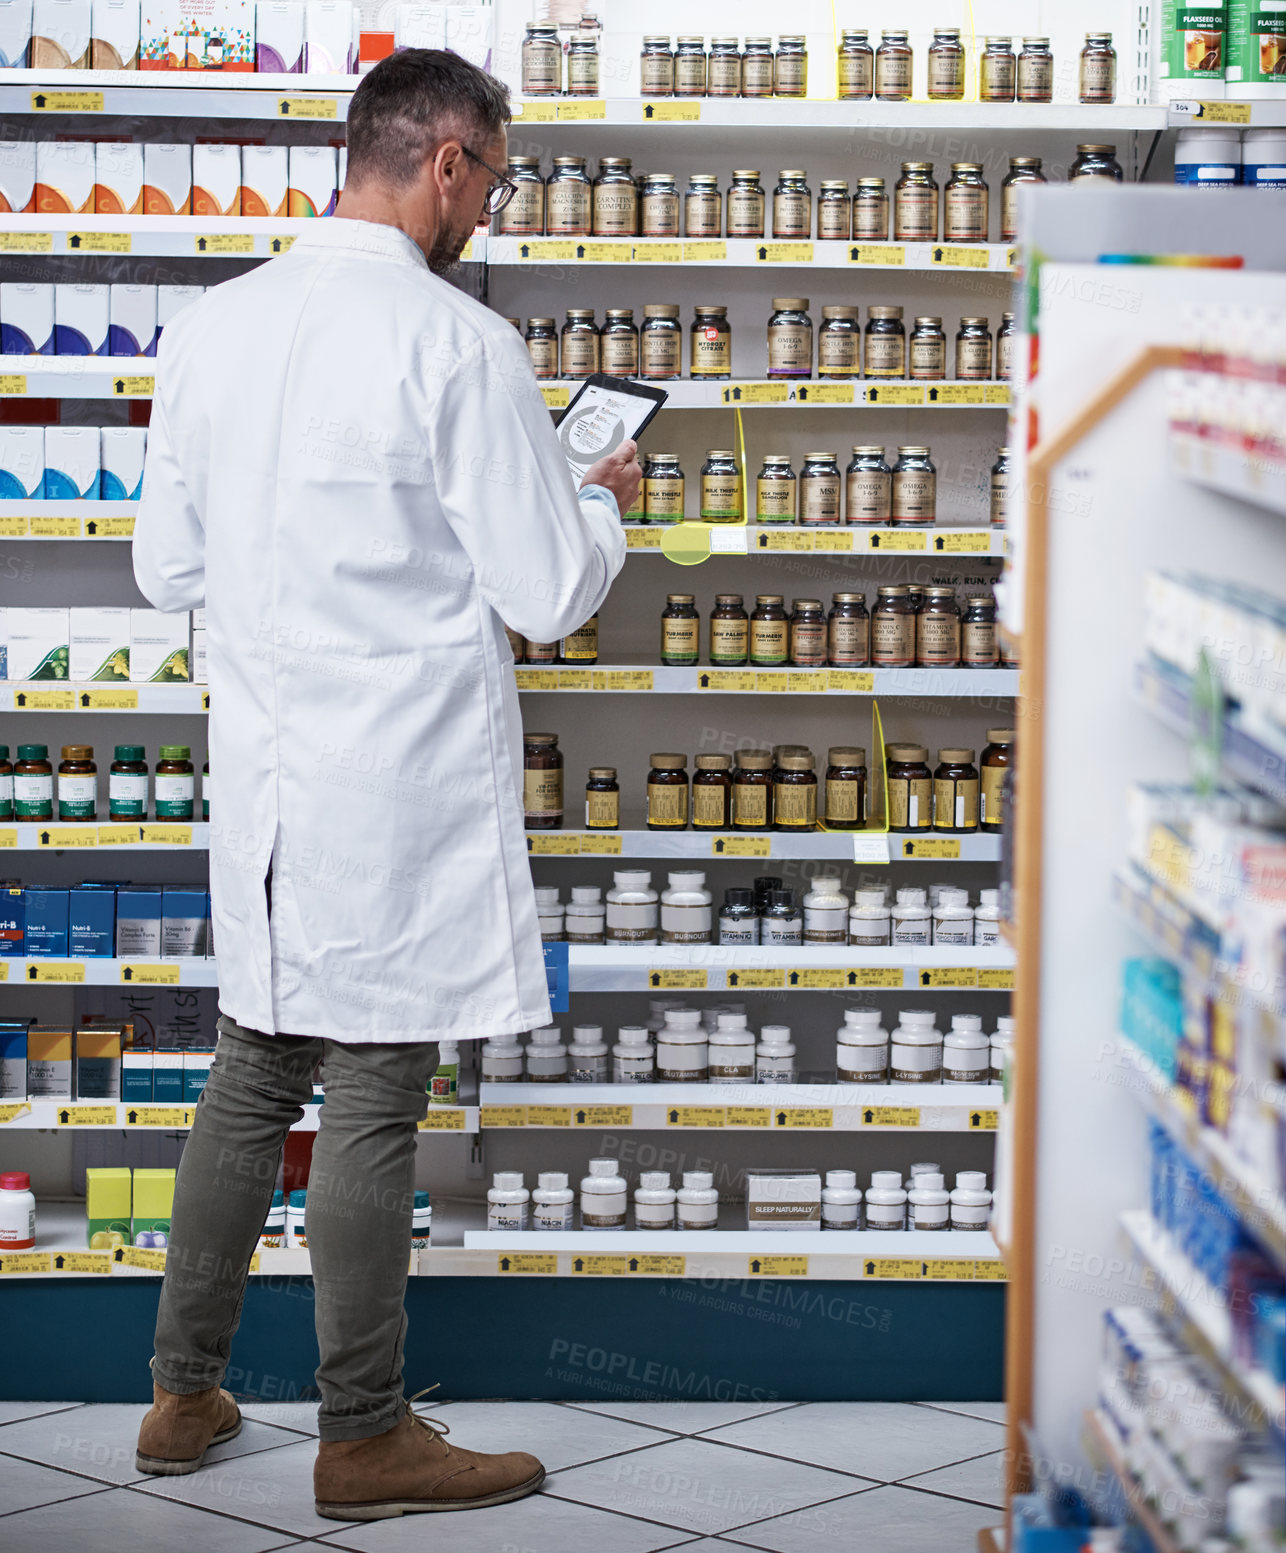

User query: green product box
[86,1166,132,1250]
[131,1167,175,1249]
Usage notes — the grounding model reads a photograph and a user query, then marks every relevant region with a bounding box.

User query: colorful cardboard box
[132,1168,175,1247]
[28,1027,73,1099]
[86,1166,132,1248]
[76,1025,121,1099]
[141,0,253,69]
[94,142,144,215]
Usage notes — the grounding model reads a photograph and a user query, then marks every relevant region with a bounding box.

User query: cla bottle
[837,29,874,98]
[845,446,891,523]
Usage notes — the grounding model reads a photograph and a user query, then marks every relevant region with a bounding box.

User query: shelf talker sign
[659,407,749,567]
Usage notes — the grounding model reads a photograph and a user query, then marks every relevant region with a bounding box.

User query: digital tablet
[554,374,668,483]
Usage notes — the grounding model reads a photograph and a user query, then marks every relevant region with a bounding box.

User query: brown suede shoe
[135,1378,242,1476]
[314,1408,545,1520]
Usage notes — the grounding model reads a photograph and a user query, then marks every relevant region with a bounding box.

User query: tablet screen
[555,374,668,483]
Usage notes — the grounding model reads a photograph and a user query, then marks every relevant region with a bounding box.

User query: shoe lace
[405,1386,452,1456]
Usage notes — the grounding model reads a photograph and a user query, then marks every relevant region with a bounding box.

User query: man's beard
[428,221,472,277]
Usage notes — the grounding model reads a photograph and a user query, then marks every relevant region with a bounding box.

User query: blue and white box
[100,426,146,500]
[43,425,100,500]
[182,1049,213,1103]
[162,887,208,957]
[121,1047,153,1103]
[152,1049,182,1103]
[0,282,53,354]
[115,886,162,958]
[108,284,157,357]
[0,1024,28,1099]
[0,425,45,499]
[0,889,24,957]
[69,884,116,956]
[24,887,69,956]
[54,282,109,356]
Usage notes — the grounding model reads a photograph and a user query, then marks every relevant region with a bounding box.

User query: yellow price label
[710,835,771,857]
[755,672,790,692]
[125,1105,192,1127]
[120,964,182,985]
[0,514,27,536]
[774,1107,833,1128]
[827,670,875,692]
[480,1106,526,1128]
[974,1259,1007,1280]
[977,969,1014,990]
[931,531,992,552]
[648,969,708,990]
[788,671,828,693]
[25,961,85,983]
[864,1257,922,1279]
[625,528,662,548]
[525,1106,571,1127]
[579,834,622,854]
[846,969,905,988]
[0,1102,31,1123]
[863,384,923,405]
[666,1106,725,1128]
[558,99,605,120]
[572,1105,631,1127]
[601,670,653,691]
[269,235,296,255]
[969,1110,999,1130]
[514,668,558,689]
[0,231,52,252]
[816,530,853,550]
[700,670,757,690]
[31,90,104,111]
[140,824,191,845]
[629,1254,686,1274]
[850,244,905,265]
[1007,247,1017,269]
[66,231,130,253]
[866,529,926,551]
[0,376,28,394]
[0,963,7,980]
[111,376,154,396]
[726,1106,772,1127]
[862,1106,921,1127]
[248,1252,260,1273]
[932,244,989,269]
[497,1253,557,1273]
[917,968,978,989]
[519,239,575,261]
[417,1109,467,1130]
[527,834,580,854]
[278,96,338,118]
[557,669,592,689]
[516,98,558,121]
[195,233,254,255]
[117,1246,167,1270]
[643,100,700,121]
[924,1259,972,1280]
[683,240,725,261]
[0,1252,52,1274]
[37,826,96,848]
[96,824,139,845]
[985,385,1012,405]
[787,969,847,990]
[53,1251,112,1274]
[0,828,15,848]
[572,241,622,262]
[930,384,987,405]
[631,242,682,263]
[540,386,570,409]
[794,384,853,404]
[724,383,789,405]
[749,1255,808,1276]
[1194,100,1251,123]
[754,530,812,551]
[756,242,814,263]
[572,1254,628,1274]
[725,969,784,989]
[28,516,79,538]
[79,688,138,710]
[14,688,74,710]
[58,1104,116,1126]
[900,838,960,859]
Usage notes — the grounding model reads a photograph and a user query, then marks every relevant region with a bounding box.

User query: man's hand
[581,439,642,517]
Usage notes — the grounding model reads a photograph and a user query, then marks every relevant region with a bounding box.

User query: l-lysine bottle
[890,1009,943,1083]
[836,1008,889,1082]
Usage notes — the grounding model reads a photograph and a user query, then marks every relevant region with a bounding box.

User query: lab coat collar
[288,217,429,270]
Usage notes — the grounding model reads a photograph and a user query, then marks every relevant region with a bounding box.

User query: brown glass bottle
[886,742,931,832]
[600,309,639,376]
[875,29,912,99]
[824,746,866,830]
[943,163,988,243]
[690,305,731,380]
[788,599,827,667]
[927,26,965,99]
[708,37,741,96]
[58,744,97,821]
[661,593,700,665]
[962,593,999,667]
[525,636,558,666]
[593,157,638,238]
[774,751,817,832]
[837,29,874,98]
[845,446,891,523]
[853,178,888,239]
[864,306,906,378]
[561,310,599,378]
[871,585,916,668]
[710,594,749,666]
[640,304,682,380]
[727,170,765,238]
[559,614,599,665]
[909,316,946,380]
[14,744,53,823]
[1001,157,1044,241]
[750,594,789,666]
[741,36,774,96]
[933,747,979,832]
[818,306,860,378]
[915,586,961,668]
[546,156,591,236]
[647,753,689,830]
[799,453,841,525]
[524,732,563,830]
[817,181,851,240]
[499,156,544,236]
[980,728,1013,832]
[955,317,993,380]
[525,318,558,379]
[828,593,869,666]
[692,755,733,829]
[585,767,619,830]
[894,162,938,241]
[732,751,773,830]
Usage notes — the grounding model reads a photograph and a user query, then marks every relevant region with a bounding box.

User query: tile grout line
[893,1444,1007,1480]
[656,1430,888,1484]
[0,1479,118,1521]
[718,1482,889,1539]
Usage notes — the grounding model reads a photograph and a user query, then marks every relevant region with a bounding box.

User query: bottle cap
[588,1158,619,1177]
[538,1172,569,1190]
[616,1025,650,1045]
[896,888,927,906]
[533,886,561,905]
[956,1171,989,1192]
[716,1012,749,1030]
[759,1024,792,1044]
[723,887,755,909]
[114,745,146,762]
[826,1169,858,1189]
[769,889,797,909]
[666,871,706,891]
[663,1009,703,1030]
[158,745,191,760]
[571,1024,604,1042]
[570,886,602,903]
[639,1171,670,1190]
[808,875,843,894]
[683,1171,714,1189]
[915,1174,945,1192]
[910,1162,940,1176]
[493,1172,525,1191]
[870,1171,902,1190]
[853,889,888,908]
[613,871,652,889]
[899,1009,936,1026]
[951,1014,983,1031]
[529,1027,562,1045]
[0,1172,31,1190]
[979,888,1000,908]
[844,1008,882,1025]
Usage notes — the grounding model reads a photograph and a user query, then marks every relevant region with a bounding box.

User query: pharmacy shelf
[0,357,155,398]
[516,665,1019,695]
[539,379,1010,411]
[622,524,1007,556]
[0,500,134,539]
[1116,1040,1286,1268]
[1113,860,1222,981]
[4,957,217,986]
[1170,432,1286,520]
[2,821,208,849]
[488,235,1016,272]
[8,682,206,712]
[509,97,1162,131]
[1084,1409,1183,1553]
[479,1081,1001,1131]
[0,1097,478,1134]
[0,68,360,121]
[1119,1209,1285,1434]
[526,827,1002,861]
[1134,658,1286,805]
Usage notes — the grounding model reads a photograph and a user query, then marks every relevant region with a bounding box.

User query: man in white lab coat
[131,49,637,1520]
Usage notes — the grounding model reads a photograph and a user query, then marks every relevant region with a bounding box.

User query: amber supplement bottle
[853,177,888,240]
[916,587,961,668]
[640,304,682,380]
[600,309,639,377]
[727,170,766,238]
[561,310,600,378]
[909,316,946,380]
[750,594,789,665]
[685,174,722,237]
[567,33,600,95]
[0,745,11,821]
[955,317,993,381]
[818,306,860,378]
[107,745,147,820]
[871,585,917,668]
[560,614,599,665]
[838,29,874,98]
[875,29,912,99]
[846,446,891,523]
[772,169,812,239]
[756,455,797,523]
[674,36,707,95]
[641,173,680,238]
[500,157,544,236]
[504,625,526,661]
[593,158,638,238]
[690,305,731,379]
[979,36,1016,100]
[824,747,866,829]
[640,34,675,95]
[58,744,97,821]
[962,592,999,667]
[1018,37,1053,101]
[741,36,774,96]
[1001,158,1044,242]
[767,297,813,379]
[644,453,685,521]
[732,751,773,830]
[661,593,700,665]
[799,453,841,526]
[864,306,906,378]
[647,754,689,830]
[774,751,818,832]
[155,744,194,819]
[525,318,558,379]
[546,157,591,235]
[817,181,851,241]
[700,450,741,521]
[524,733,563,830]
[980,729,1013,831]
[886,743,932,832]
[944,163,988,243]
[927,26,965,99]
[775,35,808,96]
[14,744,53,822]
[789,598,827,667]
[585,767,619,830]
[892,447,936,526]
[934,748,979,833]
[708,37,742,96]
[894,163,938,242]
[990,448,1010,527]
[521,23,561,94]
[828,593,869,666]
[710,594,749,665]
[1079,32,1116,103]
[1069,144,1123,184]
[996,313,1015,380]
[525,636,558,666]
[692,755,733,829]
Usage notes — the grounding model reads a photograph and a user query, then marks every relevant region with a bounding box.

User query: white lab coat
[133,219,625,1041]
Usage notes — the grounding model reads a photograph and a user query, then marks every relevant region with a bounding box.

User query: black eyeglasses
[462,146,517,215]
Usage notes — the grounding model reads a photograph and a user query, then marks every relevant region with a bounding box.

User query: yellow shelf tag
[683,240,725,261]
[643,100,700,121]
[53,1251,112,1274]
[723,382,789,405]
[1006,247,1018,269]
[558,98,605,119]
[602,669,653,690]
[794,384,852,404]
[666,1106,725,1127]
[79,688,139,710]
[985,385,1011,405]
[498,1252,558,1273]
[417,1109,467,1130]
[96,824,140,845]
[0,231,52,252]
[929,384,987,405]
[557,669,593,689]
[140,823,191,845]
[0,829,15,849]
[700,669,757,690]
[866,529,926,551]
[1193,99,1251,122]
[786,969,846,990]
[864,1256,922,1278]
[756,242,814,263]
[58,1104,116,1126]
[519,239,575,260]
[0,514,27,536]
[125,1105,193,1127]
[571,241,620,262]
[711,835,771,857]
[924,1258,972,1280]
[846,968,905,988]
[974,1259,1008,1280]
[572,1253,628,1273]
[14,688,74,710]
[26,961,85,983]
[977,969,1014,990]
[31,89,103,110]
[514,668,558,689]
[631,241,682,263]
[648,969,707,989]
[112,375,154,396]
[817,530,853,550]
[579,834,622,854]
[480,1106,526,1128]
[278,96,338,118]
[849,243,905,265]
[932,244,989,268]
[628,1254,686,1274]
[827,670,875,692]
[29,515,80,537]
[625,527,662,548]
[788,671,828,693]
[0,1252,53,1274]
[0,376,28,394]
[931,531,991,553]
[749,1255,807,1276]
[525,1106,571,1127]
[516,100,558,122]
[117,1246,167,1270]
[863,384,923,405]
[754,530,812,550]
[861,1105,921,1127]
[195,233,254,255]
[37,826,96,848]
[726,968,784,989]
[120,963,181,985]
[269,235,295,255]
[917,968,978,988]
[969,1109,999,1130]
[0,1102,31,1123]
[755,672,790,692]
[572,1104,631,1127]
[773,1107,833,1128]
[527,834,580,854]
[540,385,569,409]
[900,837,959,859]
[727,1106,772,1127]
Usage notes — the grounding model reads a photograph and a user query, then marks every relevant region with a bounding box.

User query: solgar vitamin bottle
[660,593,700,665]
[710,594,749,665]
[690,305,731,379]
[846,446,891,523]
[837,29,874,98]
[524,732,563,830]
[875,29,912,100]
[767,297,813,379]
[700,450,741,521]
[647,753,689,830]
[756,455,796,522]
[644,453,684,521]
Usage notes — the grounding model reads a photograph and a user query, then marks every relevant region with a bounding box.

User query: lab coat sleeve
[427,328,627,643]
[132,385,207,613]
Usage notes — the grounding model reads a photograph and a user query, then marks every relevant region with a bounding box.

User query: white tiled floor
[0,1398,1006,1551]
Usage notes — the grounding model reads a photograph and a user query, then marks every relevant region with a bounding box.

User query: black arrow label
[904,842,915,855]
[34,94,46,107]
[644,104,654,118]
[971,1113,981,1127]
[114,380,125,394]
[934,248,943,261]
[576,245,585,258]
[699,673,710,687]
[575,1110,586,1124]
[197,238,207,251]
[271,239,283,252]
[776,1111,787,1126]
[847,971,859,985]
[80,693,90,707]
[628,1257,639,1271]
[728,972,739,986]
[788,971,799,985]
[864,1109,874,1123]
[16,692,26,706]
[797,387,808,400]
[928,388,938,401]
[520,244,530,257]
[731,386,741,400]
[713,839,725,853]
[750,1258,761,1272]
[650,972,661,987]
[499,1256,511,1270]
[59,1109,70,1122]
[114,1247,125,1261]
[850,247,859,260]
[758,534,768,547]
[280,99,291,113]
[123,967,134,980]
[28,967,38,980]
[668,1109,679,1123]
[757,246,767,260]
[865,1260,875,1274]
[86,520,97,534]
[127,1110,138,1124]
[573,1257,585,1271]
[920,972,931,986]
[934,536,944,550]
[868,388,879,401]
[54,1254,65,1268]
[40,831,50,844]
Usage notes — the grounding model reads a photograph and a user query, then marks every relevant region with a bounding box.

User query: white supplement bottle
[890,1009,943,1083]
[908,1171,950,1230]
[677,1169,719,1230]
[526,1026,569,1082]
[580,1158,628,1227]
[612,1025,655,1083]
[534,885,564,942]
[891,887,932,947]
[656,1008,709,1081]
[487,1171,530,1231]
[532,1171,575,1230]
[932,886,974,947]
[285,1188,308,1247]
[973,887,1001,947]
[803,873,849,944]
[755,1024,796,1083]
[480,1034,524,1082]
[0,1170,36,1249]
[708,1013,756,1079]
[950,1170,992,1230]
[634,1170,677,1229]
[836,1007,889,1082]
[661,870,713,944]
[568,1024,609,1082]
[849,887,891,946]
[606,870,659,944]
[991,1015,1014,1083]
[821,1168,862,1230]
[943,1015,989,1083]
[648,999,685,1031]
[909,1161,941,1179]
[565,885,607,944]
[865,1170,907,1230]
[411,1193,432,1248]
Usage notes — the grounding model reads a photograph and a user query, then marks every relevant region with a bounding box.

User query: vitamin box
[31,0,90,67]
[108,282,156,356]
[0,283,53,355]
[0,425,45,498]
[35,139,95,216]
[130,607,189,682]
[193,143,241,217]
[101,425,147,498]
[254,0,300,71]
[54,282,108,355]
[90,0,138,66]
[86,1166,132,1249]
[44,425,100,498]
[70,605,130,680]
[0,139,35,213]
[28,1026,73,1099]
[132,1167,175,1246]
[142,142,191,216]
[240,144,287,218]
[745,1168,822,1230]
[287,145,337,218]
[0,0,33,66]
[302,0,352,72]
[141,0,253,69]
[6,606,69,679]
[94,142,143,215]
